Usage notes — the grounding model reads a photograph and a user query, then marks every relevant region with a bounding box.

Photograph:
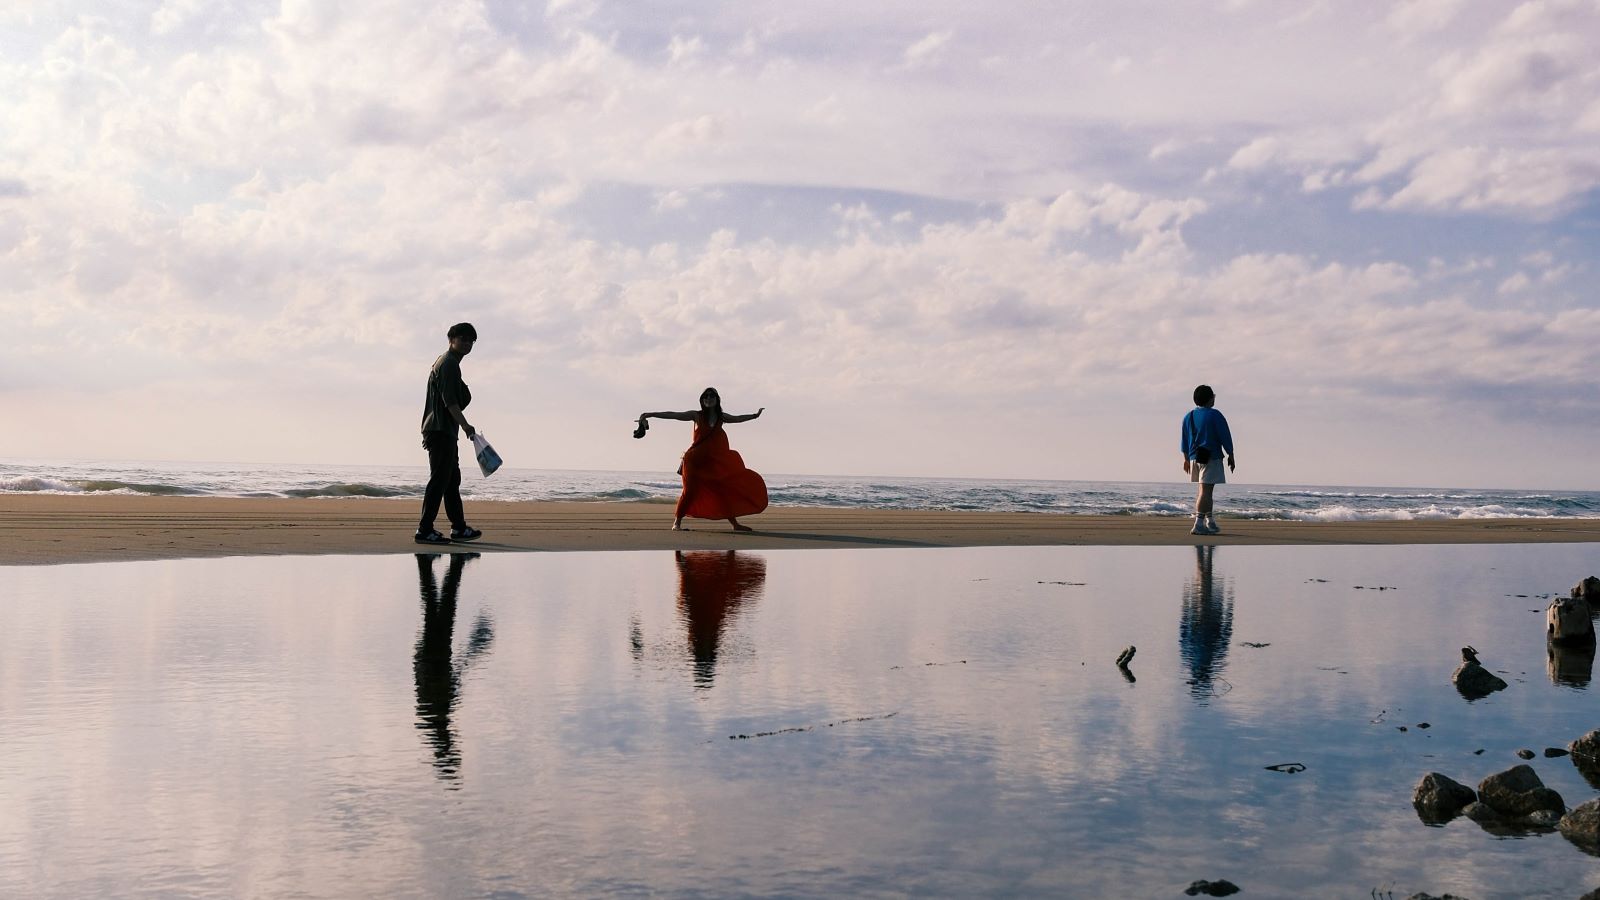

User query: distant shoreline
[5,494,1600,566]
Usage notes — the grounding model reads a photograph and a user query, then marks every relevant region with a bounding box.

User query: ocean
[2,458,1596,521]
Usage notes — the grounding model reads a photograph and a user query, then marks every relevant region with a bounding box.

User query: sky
[1,0,1598,488]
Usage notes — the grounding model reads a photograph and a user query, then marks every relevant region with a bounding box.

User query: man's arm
[1220,414,1235,471]
[448,404,475,438]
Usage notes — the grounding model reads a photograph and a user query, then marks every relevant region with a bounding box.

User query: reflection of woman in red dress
[636,387,768,532]
[676,550,767,687]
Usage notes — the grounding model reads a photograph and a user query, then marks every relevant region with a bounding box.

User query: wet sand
[4,494,1600,565]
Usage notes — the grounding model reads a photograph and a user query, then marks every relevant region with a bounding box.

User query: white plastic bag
[470,432,503,477]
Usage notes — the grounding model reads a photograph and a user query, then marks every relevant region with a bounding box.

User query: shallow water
[3,544,1599,898]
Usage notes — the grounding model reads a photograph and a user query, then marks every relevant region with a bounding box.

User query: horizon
[3,454,1597,497]
[4,3,1599,489]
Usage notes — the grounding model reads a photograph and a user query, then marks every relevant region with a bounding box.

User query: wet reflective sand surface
[3,544,1598,898]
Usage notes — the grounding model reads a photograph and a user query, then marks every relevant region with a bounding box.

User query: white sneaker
[1190,517,1207,535]
[1205,517,1221,534]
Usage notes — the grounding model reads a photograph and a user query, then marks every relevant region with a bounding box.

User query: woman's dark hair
[447,322,477,341]
[1193,384,1214,406]
[699,387,723,427]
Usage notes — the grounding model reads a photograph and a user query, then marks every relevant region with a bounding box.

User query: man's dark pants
[419,431,466,534]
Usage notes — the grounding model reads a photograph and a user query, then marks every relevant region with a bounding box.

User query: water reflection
[675,550,766,688]
[414,552,495,785]
[1179,544,1233,703]
[1548,640,1595,689]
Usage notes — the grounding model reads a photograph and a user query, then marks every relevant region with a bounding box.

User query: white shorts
[1189,457,1226,485]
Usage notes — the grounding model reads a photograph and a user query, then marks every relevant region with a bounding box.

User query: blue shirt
[1181,407,1233,460]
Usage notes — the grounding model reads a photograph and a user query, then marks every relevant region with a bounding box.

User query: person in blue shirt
[1181,384,1235,535]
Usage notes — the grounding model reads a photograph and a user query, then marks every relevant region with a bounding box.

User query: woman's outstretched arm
[639,410,698,421]
[721,407,765,424]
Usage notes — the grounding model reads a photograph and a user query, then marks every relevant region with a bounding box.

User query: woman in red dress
[636,387,768,531]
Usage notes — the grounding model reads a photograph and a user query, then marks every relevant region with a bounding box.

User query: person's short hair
[1193,384,1214,406]
[447,322,477,341]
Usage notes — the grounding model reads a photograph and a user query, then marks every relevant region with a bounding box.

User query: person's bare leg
[729,517,753,532]
[1198,483,1215,516]
[671,517,686,530]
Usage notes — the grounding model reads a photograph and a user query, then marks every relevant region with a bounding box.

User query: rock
[1524,808,1561,828]
[1546,747,1570,758]
[1517,748,1535,760]
[1413,772,1477,823]
[1572,730,1600,790]
[1477,764,1564,818]
[1463,801,1501,825]
[1574,576,1600,603]
[1560,798,1600,853]
[1548,594,1595,644]
[1453,648,1509,699]
[1184,880,1240,897]
[1578,888,1600,900]
[1405,894,1474,900]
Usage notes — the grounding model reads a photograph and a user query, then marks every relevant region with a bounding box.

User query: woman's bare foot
[671,518,686,531]
[729,519,753,532]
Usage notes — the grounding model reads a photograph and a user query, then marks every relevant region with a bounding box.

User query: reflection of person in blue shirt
[1180,544,1232,703]
[1180,384,1235,536]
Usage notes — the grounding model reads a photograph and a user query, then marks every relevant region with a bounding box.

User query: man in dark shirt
[416,323,482,545]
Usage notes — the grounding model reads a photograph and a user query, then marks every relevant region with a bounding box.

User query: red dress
[675,414,769,520]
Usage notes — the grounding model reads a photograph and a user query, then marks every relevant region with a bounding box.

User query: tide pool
[2,544,1597,898]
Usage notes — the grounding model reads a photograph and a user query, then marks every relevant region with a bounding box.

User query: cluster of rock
[1548,576,1600,644]
[1548,577,1600,687]
[1454,578,1600,697]
[1413,729,1600,855]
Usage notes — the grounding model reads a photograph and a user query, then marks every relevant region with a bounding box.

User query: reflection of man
[1179,544,1233,702]
[675,550,767,688]
[414,552,493,784]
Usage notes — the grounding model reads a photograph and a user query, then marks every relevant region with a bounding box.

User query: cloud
[1386,0,1465,36]
[1,1,1599,479]
[898,30,952,70]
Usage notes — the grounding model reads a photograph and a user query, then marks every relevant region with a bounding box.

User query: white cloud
[1228,137,1282,170]
[653,189,689,212]
[667,34,704,67]
[899,30,952,70]
[1499,271,1532,293]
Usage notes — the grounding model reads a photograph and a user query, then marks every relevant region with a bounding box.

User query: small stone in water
[1545,747,1570,758]
[1184,879,1240,897]
[1517,749,1536,760]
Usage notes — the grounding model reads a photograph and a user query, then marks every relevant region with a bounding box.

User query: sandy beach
[4,493,1600,565]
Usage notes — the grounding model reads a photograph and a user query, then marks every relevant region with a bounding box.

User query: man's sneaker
[1189,517,1207,536]
[1205,517,1221,534]
[415,530,452,545]
[450,526,483,542]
